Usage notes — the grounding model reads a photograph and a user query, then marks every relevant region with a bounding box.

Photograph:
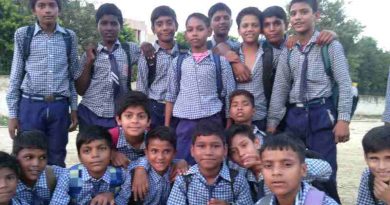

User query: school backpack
[256,187,325,205]
[182,168,239,205]
[261,41,276,106]
[108,126,121,148]
[68,164,124,204]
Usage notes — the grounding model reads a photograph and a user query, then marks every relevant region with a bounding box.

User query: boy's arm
[167,176,187,205]
[304,158,332,182]
[48,170,70,205]
[75,49,95,96]
[234,174,255,205]
[383,68,390,124]
[356,168,376,205]
[115,167,132,204]
[221,57,236,119]
[267,48,292,133]
[128,157,150,201]
[164,57,179,126]
[136,54,149,94]
[129,42,141,66]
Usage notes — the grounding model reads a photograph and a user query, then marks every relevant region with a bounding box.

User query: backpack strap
[108,126,120,148]
[212,53,223,101]
[183,174,193,205]
[121,42,132,90]
[176,53,188,91]
[368,171,379,205]
[304,187,325,205]
[45,166,57,196]
[321,45,332,78]
[108,166,124,197]
[262,41,275,104]
[146,54,157,88]
[63,29,72,67]
[23,25,35,63]
[228,168,238,203]
[207,40,213,49]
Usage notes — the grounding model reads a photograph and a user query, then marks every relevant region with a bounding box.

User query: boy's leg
[148,99,165,130]
[285,106,309,144]
[78,104,116,133]
[19,98,47,132]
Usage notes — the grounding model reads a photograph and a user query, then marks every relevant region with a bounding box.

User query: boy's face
[263,16,286,46]
[191,135,227,171]
[261,148,307,199]
[289,2,319,35]
[98,14,121,44]
[16,148,47,184]
[365,149,390,183]
[238,15,261,44]
[211,10,232,37]
[229,134,260,169]
[185,17,212,49]
[78,139,111,178]
[229,95,255,125]
[116,106,151,140]
[152,16,177,44]
[0,168,18,204]
[32,0,59,26]
[145,138,176,175]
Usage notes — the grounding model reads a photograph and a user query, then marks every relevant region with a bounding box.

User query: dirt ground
[0,119,383,205]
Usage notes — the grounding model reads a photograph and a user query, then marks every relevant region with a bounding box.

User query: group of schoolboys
[4,0,390,204]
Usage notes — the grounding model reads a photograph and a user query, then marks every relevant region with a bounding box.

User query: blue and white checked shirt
[356,168,387,205]
[50,164,131,205]
[237,44,268,121]
[255,182,338,205]
[267,31,352,128]
[167,162,254,205]
[16,165,66,204]
[7,23,80,118]
[78,40,140,118]
[137,42,181,101]
[116,128,145,161]
[10,198,29,205]
[165,50,236,119]
[383,68,390,123]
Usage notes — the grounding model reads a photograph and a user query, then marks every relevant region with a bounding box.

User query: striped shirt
[7,23,80,118]
[165,50,236,119]
[383,68,390,123]
[78,40,140,118]
[356,168,387,205]
[267,31,352,127]
[136,42,181,101]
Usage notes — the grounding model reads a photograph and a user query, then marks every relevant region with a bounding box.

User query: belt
[150,99,166,104]
[22,93,66,102]
[292,98,327,108]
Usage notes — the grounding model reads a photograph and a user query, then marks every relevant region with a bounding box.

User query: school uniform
[116,127,145,161]
[136,42,181,129]
[209,36,241,51]
[9,198,29,205]
[16,165,66,205]
[383,68,390,123]
[167,162,253,205]
[255,182,339,205]
[77,40,140,130]
[50,164,131,205]
[6,23,80,167]
[356,168,388,205]
[128,160,172,205]
[267,31,352,181]
[165,50,235,164]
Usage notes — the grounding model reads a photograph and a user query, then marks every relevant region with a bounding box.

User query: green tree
[175,31,190,49]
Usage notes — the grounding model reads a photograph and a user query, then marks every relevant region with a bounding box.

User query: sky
[92,0,390,51]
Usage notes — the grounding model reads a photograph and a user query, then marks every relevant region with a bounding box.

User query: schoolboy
[50,126,131,204]
[226,125,333,202]
[0,151,28,205]
[7,0,80,167]
[128,126,176,204]
[167,122,253,205]
[164,13,235,165]
[12,130,66,204]
[136,5,180,129]
[266,0,352,199]
[76,3,141,131]
[256,133,338,205]
[356,126,390,204]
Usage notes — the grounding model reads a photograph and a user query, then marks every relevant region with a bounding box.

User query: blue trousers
[78,104,116,132]
[148,99,165,130]
[19,98,70,167]
[175,113,223,165]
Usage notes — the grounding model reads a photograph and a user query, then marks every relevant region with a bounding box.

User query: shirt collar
[187,161,232,183]
[34,22,66,36]
[97,39,121,53]
[271,182,306,205]
[81,164,111,184]
[153,41,180,56]
[117,127,145,149]
[149,164,171,184]
[17,169,47,191]
[296,31,320,51]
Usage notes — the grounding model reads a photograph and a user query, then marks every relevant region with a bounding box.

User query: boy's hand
[170,160,189,182]
[132,167,149,201]
[374,178,390,203]
[286,35,298,49]
[8,118,19,139]
[110,150,130,168]
[333,120,350,143]
[213,42,231,56]
[85,44,96,65]
[208,198,228,205]
[68,110,78,132]
[232,62,251,83]
[242,154,262,173]
[316,30,337,45]
[90,192,115,205]
[140,42,155,59]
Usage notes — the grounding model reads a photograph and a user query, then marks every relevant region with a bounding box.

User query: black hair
[236,7,263,29]
[289,0,318,13]
[362,125,390,154]
[116,91,150,119]
[95,3,123,27]
[185,13,210,28]
[145,126,176,150]
[0,151,20,177]
[76,125,112,154]
[225,124,256,148]
[229,89,255,108]
[29,0,62,11]
[259,132,306,163]
[208,2,231,19]
[262,6,288,25]
[12,130,48,156]
[151,5,178,28]
[192,121,225,145]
